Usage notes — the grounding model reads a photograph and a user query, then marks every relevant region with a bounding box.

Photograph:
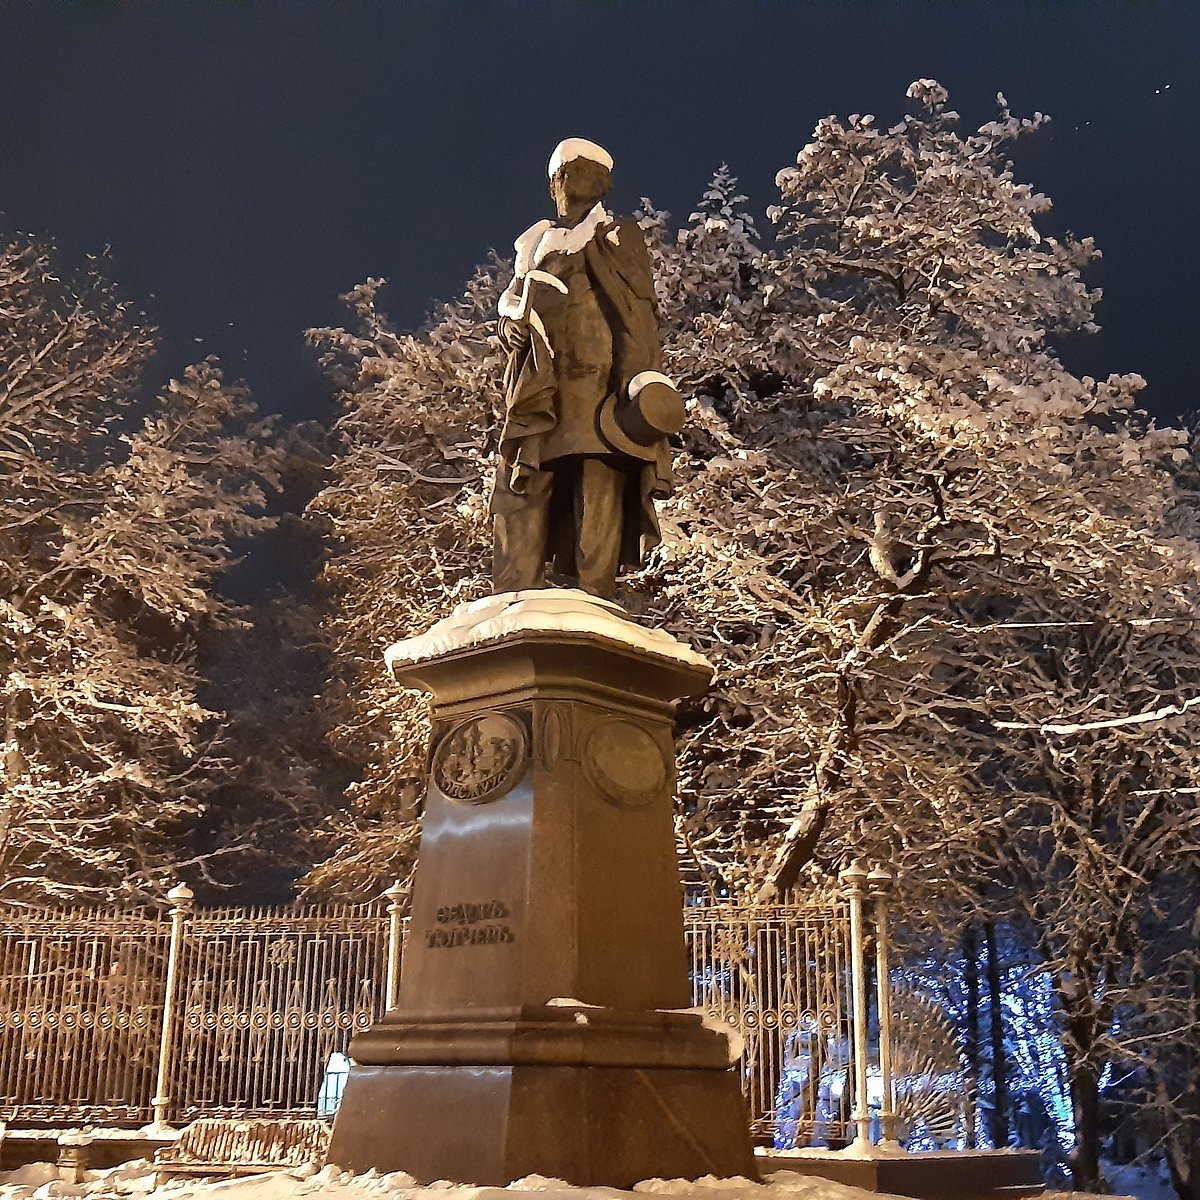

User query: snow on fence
[0,887,868,1147]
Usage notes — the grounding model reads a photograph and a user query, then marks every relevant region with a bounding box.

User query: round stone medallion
[433,713,528,804]
[583,718,668,808]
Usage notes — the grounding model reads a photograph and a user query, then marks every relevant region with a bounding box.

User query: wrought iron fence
[0,906,168,1125]
[1,887,862,1144]
[170,905,390,1123]
[687,901,854,1145]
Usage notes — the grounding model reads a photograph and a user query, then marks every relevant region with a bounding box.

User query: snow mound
[0,1162,903,1200]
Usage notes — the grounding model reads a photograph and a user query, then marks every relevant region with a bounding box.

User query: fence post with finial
[384,880,405,1012]
[868,864,900,1149]
[150,882,193,1128]
[840,860,872,1151]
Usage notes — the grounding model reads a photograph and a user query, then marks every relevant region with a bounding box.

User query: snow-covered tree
[0,232,281,902]
[1139,868,1200,1200]
[302,272,503,897]
[307,83,1200,1189]
[190,422,354,902]
[306,81,1195,887]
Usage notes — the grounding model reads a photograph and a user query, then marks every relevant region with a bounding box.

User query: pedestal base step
[349,1004,734,1070]
[327,1062,758,1187]
[756,1148,1044,1200]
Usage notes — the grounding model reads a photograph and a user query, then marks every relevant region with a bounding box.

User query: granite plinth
[333,1062,755,1187]
[328,592,756,1185]
[756,1148,1045,1200]
[349,1004,734,1070]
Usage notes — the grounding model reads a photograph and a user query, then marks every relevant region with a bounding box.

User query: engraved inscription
[437,900,509,924]
[426,925,515,949]
[432,713,527,804]
[424,899,517,949]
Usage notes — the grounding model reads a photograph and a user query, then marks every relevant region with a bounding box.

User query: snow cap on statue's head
[548,138,614,179]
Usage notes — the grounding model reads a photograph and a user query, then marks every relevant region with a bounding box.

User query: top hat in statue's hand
[600,372,685,457]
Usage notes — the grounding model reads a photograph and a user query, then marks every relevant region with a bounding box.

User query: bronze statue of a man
[491,138,684,600]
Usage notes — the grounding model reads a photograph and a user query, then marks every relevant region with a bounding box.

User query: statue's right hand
[499,318,531,352]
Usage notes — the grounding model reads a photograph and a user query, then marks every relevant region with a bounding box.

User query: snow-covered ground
[0,1159,1175,1200]
[0,1164,911,1200]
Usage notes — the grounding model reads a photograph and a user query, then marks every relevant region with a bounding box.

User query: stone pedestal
[327,591,757,1185]
[755,1148,1045,1200]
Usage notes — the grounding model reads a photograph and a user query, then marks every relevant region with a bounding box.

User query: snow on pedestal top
[384,589,711,675]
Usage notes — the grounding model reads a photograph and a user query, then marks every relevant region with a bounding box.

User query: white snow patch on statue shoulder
[514,219,554,276]
[384,589,711,675]
[531,204,614,267]
[524,270,569,296]
[548,137,614,177]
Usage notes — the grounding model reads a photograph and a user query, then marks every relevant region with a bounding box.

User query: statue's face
[550,158,611,217]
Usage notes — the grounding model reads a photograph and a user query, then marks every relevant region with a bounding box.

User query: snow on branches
[307,88,1200,1178]
[0,234,281,903]
[306,75,1199,967]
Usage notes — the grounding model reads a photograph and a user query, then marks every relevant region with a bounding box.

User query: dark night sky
[2,0,1198,428]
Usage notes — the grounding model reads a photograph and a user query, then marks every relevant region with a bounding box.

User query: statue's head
[548,138,613,216]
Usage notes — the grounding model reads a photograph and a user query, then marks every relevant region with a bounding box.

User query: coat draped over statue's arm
[493,215,674,573]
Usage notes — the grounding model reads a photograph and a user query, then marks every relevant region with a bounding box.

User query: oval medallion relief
[538,706,568,772]
[583,718,668,808]
[432,713,528,804]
